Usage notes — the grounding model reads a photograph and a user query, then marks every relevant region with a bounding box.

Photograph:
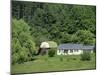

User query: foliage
[48,49,55,57]
[12,19,36,64]
[47,41,57,48]
[75,30,95,45]
[81,52,91,61]
[60,56,63,62]
[12,1,96,45]
[12,53,19,64]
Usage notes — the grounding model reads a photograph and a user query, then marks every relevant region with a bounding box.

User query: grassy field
[11,53,96,74]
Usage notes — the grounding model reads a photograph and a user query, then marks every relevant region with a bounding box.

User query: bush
[60,56,63,62]
[81,52,91,61]
[48,49,55,57]
[72,57,77,60]
[12,53,19,64]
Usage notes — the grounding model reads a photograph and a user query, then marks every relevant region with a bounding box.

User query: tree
[75,30,95,45]
[12,19,36,64]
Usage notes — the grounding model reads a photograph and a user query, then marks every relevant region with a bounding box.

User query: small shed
[40,42,49,48]
[37,41,57,55]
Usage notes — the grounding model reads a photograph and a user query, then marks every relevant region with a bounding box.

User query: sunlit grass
[11,53,96,74]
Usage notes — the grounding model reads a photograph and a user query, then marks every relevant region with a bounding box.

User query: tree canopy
[12,19,36,64]
[12,1,96,45]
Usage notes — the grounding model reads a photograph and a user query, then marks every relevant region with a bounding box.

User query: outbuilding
[37,41,57,55]
[57,44,94,55]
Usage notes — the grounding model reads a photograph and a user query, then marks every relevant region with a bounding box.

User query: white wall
[68,50,83,55]
[57,49,94,55]
[57,49,83,55]
[57,49,64,55]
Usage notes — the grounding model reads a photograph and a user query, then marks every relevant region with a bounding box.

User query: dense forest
[12,1,96,64]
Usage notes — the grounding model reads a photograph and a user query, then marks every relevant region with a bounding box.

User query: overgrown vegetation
[12,19,36,64]
[48,49,55,57]
[81,52,91,61]
[60,56,63,62]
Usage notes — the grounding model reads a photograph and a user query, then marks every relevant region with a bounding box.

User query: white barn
[57,44,94,55]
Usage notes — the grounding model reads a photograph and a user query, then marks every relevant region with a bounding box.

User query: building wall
[57,49,93,55]
[57,49,83,55]
[83,50,94,53]
[69,50,83,55]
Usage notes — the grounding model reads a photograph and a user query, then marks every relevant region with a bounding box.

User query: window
[64,50,68,53]
[70,50,73,53]
[74,49,78,52]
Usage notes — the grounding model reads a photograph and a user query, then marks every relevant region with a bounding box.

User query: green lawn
[11,53,96,74]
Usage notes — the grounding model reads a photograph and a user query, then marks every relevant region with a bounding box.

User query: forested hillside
[12,1,96,45]
[12,1,96,64]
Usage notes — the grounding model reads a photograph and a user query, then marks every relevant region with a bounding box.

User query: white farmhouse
[57,44,94,55]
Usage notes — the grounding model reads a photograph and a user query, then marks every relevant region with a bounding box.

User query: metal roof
[82,45,94,50]
[58,44,94,50]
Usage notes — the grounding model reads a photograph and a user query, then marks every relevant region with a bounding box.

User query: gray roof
[58,44,94,50]
[82,45,94,50]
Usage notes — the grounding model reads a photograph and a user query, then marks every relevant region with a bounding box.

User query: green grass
[11,53,96,74]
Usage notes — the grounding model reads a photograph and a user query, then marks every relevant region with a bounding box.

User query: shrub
[48,49,55,57]
[81,52,91,61]
[12,53,19,64]
[72,57,77,60]
[60,56,63,62]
